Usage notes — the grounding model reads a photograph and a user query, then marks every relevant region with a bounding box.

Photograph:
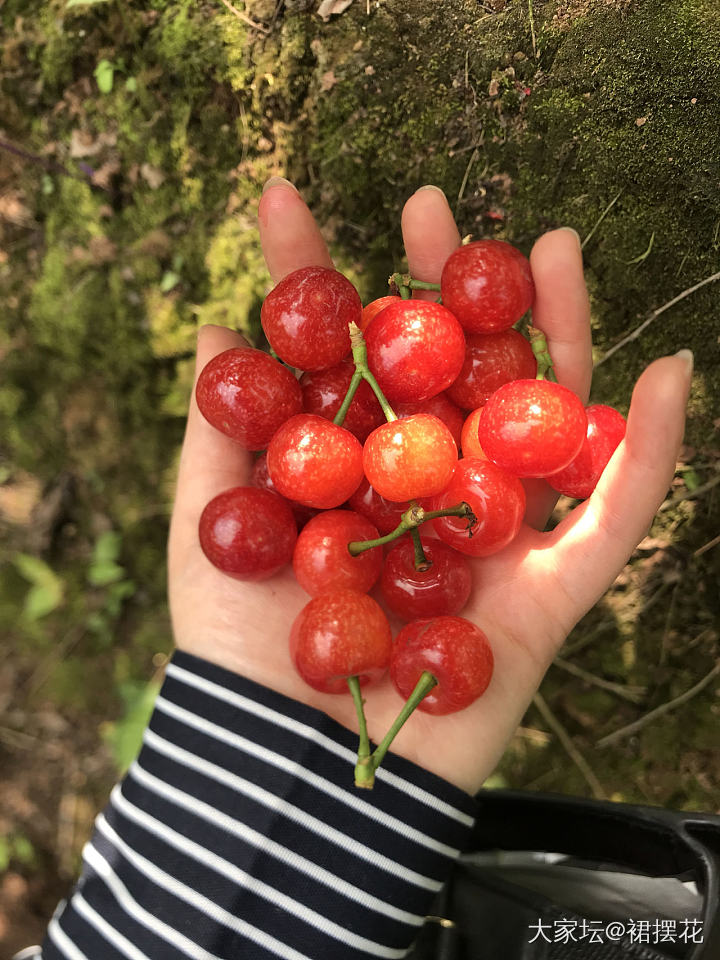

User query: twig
[581,189,623,251]
[528,0,537,58]
[597,660,720,749]
[454,147,479,220]
[562,620,616,657]
[218,0,270,32]
[694,532,720,558]
[596,269,720,367]
[553,656,646,704]
[533,691,607,799]
[658,472,720,511]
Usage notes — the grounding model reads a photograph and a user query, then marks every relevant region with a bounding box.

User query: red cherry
[346,477,414,535]
[300,359,384,443]
[394,392,465,448]
[292,510,382,596]
[195,347,302,450]
[360,295,400,332]
[479,379,588,478]
[199,487,297,580]
[365,300,466,403]
[250,453,317,529]
[363,414,457,502]
[390,616,494,715]
[290,589,392,693]
[548,404,627,499]
[267,414,364,509]
[381,537,472,621]
[431,457,525,557]
[261,266,361,371]
[460,408,488,460]
[440,239,534,334]
[446,329,537,410]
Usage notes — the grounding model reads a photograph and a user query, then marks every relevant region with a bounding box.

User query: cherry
[381,537,472,621]
[195,347,302,450]
[431,457,525,557]
[548,404,627,499]
[346,477,415,535]
[250,453,317,529]
[390,616,494,715]
[394,392,465,449]
[363,414,457,502]
[440,239,534,334]
[261,266,361,371]
[199,487,297,580]
[364,299,466,403]
[290,589,392,693]
[460,408,488,460]
[293,510,382,596]
[479,379,588,478]
[300,359,384,443]
[360,295,400,332]
[446,329,537,410]
[267,414,364,509]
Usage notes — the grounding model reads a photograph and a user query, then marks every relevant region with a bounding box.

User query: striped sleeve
[37,650,479,960]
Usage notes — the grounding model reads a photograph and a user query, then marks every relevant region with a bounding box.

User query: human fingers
[534,351,692,636]
[529,229,593,403]
[401,185,461,301]
[168,325,253,572]
[258,178,333,283]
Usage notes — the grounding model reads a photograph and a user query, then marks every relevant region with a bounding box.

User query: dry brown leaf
[317,0,354,21]
[88,235,117,264]
[140,163,166,189]
[69,129,117,158]
[0,191,32,226]
[320,70,338,92]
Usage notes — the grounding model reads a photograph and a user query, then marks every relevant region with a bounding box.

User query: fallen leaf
[317,0,354,21]
[69,128,117,158]
[140,163,165,189]
[364,65,375,75]
[320,70,337,92]
[488,78,500,97]
[635,116,648,126]
[88,235,117,264]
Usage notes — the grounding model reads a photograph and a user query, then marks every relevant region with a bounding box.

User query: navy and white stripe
[36,651,478,959]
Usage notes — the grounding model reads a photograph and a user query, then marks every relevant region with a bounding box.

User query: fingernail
[262,176,297,194]
[415,184,446,196]
[675,348,694,375]
[559,226,581,247]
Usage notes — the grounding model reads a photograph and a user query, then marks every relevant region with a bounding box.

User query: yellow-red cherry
[363,414,457,503]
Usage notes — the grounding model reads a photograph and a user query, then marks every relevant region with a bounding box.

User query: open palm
[168,182,690,795]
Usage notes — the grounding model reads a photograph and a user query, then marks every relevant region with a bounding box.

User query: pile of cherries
[196,239,626,787]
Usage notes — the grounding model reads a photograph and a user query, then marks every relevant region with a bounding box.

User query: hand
[168,181,691,795]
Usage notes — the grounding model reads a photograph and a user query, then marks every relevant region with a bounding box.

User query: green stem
[528,326,559,383]
[354,671,438,788]
[347,676,372,787]
[333,370,363,427]
[390,272,442,293]
[345,322,398,422]
[348,501,475,556]
[410,527,431,571]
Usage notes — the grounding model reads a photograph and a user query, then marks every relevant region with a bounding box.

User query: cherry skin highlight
[365,299,466,403]
[431,457,525,557]
[199,487,297,581]
[394,392,465,449]
[440,239,535,334]
[548,404,627,499]
[267,414,364,509]
[290,589,392,694]
[261,266,361,371]
[363,414,457,502]
[293,510,382,596]
[390,616,494,715]
[381,537,472,622]
[195,347,302,450]
[479,379,588,478]
[300,359,384,443]
[446,329,537,410]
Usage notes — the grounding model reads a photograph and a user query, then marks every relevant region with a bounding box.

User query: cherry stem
[389,272,442,297]
[347,501,476,556]
[354,671,438,789]
[410,527,431,571]
[347,676,372,787]
[528,326,559,383]
[334,322,397,424]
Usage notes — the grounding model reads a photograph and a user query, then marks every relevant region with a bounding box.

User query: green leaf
[160,270,180,293]
[94,59,115,94]
[13,554,64,619]
[103,680,161,774]
[124,76,137,93]
[683,468,701,492]
[93,530,122,564]
[88,560,125,586]
[66,0,112,8]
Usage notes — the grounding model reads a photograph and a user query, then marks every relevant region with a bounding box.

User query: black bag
[409,790,720,960]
